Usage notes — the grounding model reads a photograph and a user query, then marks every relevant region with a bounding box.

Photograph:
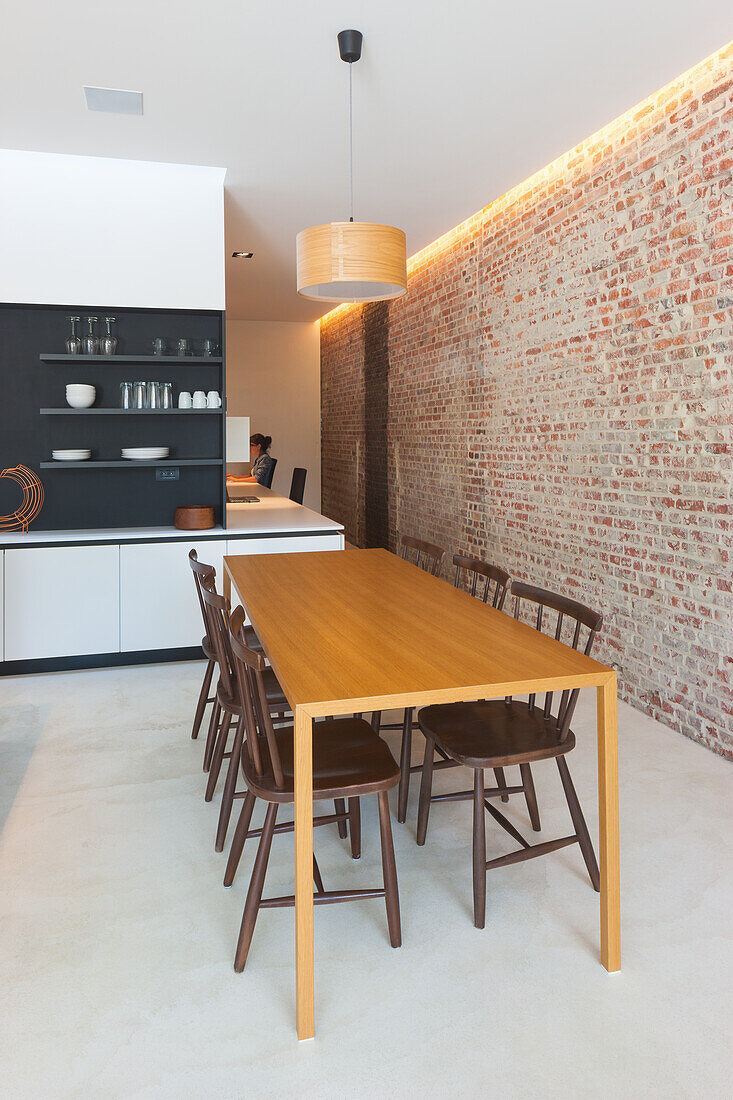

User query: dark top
[251,452,274,486]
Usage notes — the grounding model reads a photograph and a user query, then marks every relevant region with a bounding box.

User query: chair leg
[377,791,401,948]
[215,716,244,852]
[397,708,413,823]
[192,658,215,739]
[520,763,541,831]
[557,756,600,892]
[348,797,361,859]
[473,768,486,929]
[234,802,279,972]
[416,735,436,846]
[205,709,232,802]
[494,766,510,803]
[313,854,325,894]
[203,699,221,772]
[224,790,256,887]
[334,798,348,839]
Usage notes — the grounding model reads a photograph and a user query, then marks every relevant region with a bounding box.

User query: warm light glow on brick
[320,39,733,328]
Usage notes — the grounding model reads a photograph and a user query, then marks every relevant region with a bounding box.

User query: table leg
[597,674,620,972]
[294,706,315,1039]
[223,563,231,605]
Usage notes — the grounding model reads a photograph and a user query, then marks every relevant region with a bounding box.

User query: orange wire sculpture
[0,465,45,532]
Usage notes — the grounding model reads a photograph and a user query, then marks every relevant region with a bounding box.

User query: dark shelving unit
[0,301,226,531]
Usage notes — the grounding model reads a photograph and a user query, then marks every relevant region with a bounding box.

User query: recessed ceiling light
[83,86,143,115]
[232,251,254,259]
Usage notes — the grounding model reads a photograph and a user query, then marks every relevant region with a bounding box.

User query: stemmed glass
[66,316,82,355]
[101,317,117,356]
[83,316,99,355]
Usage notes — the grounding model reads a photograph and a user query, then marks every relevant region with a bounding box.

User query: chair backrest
[399,534,445,577]
[200,575,237,700]
[189,548,216,635]
[510,581,603,740]
[453,554,510,609]
[263,457,277,489]
[229,618,286,789]
[289,467,307,504]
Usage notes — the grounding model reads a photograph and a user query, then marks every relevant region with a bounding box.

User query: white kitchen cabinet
[119,538,226,652]
[225,533,343,557]
[4,545,120,660]
[0,551,4,661]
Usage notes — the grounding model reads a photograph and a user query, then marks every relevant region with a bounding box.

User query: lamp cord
[348,61,354,222]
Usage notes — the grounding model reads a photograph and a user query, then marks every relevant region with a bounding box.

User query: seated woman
[237,433,274,487]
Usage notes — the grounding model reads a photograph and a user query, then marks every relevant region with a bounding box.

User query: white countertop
[226,486,343,535]
[0,488,343,547]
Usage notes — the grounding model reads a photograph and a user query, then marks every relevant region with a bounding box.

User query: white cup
[178,390,193,409]
[192,390,207,408]
[206,390,221,408]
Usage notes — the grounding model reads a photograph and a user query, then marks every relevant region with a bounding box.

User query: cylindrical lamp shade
[296,221,407,303]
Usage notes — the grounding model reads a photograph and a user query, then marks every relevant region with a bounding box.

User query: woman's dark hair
[250,433,272,452]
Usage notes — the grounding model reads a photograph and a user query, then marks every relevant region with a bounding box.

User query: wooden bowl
[174,505,215,530]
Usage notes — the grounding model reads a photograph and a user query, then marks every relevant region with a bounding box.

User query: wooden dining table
[224,548,620,1041]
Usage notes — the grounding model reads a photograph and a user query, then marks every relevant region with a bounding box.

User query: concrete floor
[0,661,731,1099]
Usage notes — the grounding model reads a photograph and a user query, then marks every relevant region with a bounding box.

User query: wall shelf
[40,459,223,469]
[40,408,223,415]
[40,353,222,364]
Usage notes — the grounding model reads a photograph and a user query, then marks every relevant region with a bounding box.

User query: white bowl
[65,384,96,409]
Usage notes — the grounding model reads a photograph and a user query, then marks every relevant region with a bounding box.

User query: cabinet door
[0,551,4,661]
[119,539,226,652]
[4,545,120,660]
[225,533,343,557]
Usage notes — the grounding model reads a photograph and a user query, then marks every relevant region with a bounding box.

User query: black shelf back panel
[0,302,225,531]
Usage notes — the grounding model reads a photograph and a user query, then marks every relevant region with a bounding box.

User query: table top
[224,548,612,716]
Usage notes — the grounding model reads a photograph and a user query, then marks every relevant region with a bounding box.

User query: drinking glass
[176,338,190,357]
[161,382,173,409]
[83,316,99,355]
[66,316,82,355]
[202,338,218,357]
[133,381,148,409]
[152,338,166,356]
[101,317,117,356]
[120,381,133,409]
[147,381,162,409]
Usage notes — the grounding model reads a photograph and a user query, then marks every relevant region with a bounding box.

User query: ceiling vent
[83,87,143,115]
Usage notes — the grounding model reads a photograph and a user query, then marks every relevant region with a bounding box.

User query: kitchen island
[0,488,343,672]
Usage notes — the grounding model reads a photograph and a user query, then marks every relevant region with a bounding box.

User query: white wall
[226,321,321,510]
[0,149,225,310]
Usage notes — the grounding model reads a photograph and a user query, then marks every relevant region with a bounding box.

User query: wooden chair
[224,624,402,972]
[187,550,218,742]
[399,534,445,576]
[416,581,602,928]
[200,578,290,852]
[289,467,307,504]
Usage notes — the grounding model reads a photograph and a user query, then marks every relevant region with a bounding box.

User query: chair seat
[201,635,215,662]
[418,700,575,768]
[217,666,288,714]
[242,717,400,803]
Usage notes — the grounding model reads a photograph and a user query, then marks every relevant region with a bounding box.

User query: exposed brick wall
[321,45,733,758]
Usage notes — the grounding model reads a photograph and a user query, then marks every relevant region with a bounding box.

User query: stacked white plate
[52,449,91,461]
[121,447,170,460]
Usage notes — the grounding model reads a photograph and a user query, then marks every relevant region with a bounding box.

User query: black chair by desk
[289,467,307,504]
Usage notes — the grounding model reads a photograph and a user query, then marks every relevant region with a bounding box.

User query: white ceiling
[2,2,731,321]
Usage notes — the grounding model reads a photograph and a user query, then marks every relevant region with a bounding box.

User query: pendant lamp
[296,30,407,303]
